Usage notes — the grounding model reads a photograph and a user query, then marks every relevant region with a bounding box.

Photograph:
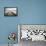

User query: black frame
[4,7,18,16]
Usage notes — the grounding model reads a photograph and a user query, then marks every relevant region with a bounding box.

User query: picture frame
[4,7,18,16]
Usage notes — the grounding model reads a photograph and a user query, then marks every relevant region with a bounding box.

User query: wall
[0,0,46,44]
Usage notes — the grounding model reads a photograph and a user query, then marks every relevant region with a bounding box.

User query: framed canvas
[4,7,18,16]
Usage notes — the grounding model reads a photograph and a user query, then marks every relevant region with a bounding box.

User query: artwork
[18,25,46,41]
[4,7,18,16]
